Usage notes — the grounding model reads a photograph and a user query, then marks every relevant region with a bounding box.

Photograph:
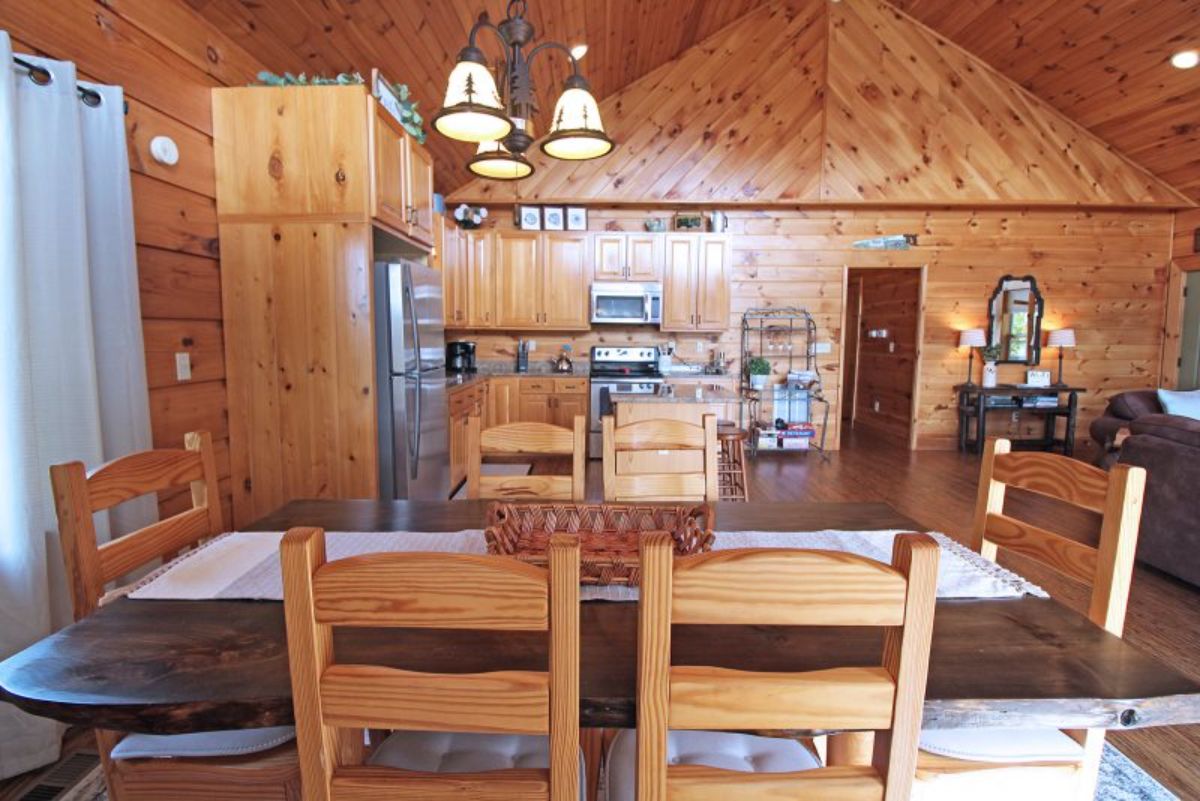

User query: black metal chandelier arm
[466,19,511,59]
[525,40,580,77]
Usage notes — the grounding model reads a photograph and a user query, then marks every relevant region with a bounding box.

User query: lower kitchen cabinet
[448,380,488,494]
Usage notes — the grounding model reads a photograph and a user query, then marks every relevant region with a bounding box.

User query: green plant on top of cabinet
[662,234,731,332]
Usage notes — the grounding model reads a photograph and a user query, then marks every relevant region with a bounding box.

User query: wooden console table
[956,383,1084,456]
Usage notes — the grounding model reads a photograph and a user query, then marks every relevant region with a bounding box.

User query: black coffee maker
[446,341,476,373]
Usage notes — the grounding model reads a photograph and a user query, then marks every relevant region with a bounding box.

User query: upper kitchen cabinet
[592,233,662,281]
[212,84,434,251]
[372,102,435,247]
[662,234,731,332]
[494,231,589,331]
[213,86,370,220]
[403,134,436,246]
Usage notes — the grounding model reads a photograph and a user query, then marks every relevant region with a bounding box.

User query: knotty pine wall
[2,0,272,522]
[455,207,1173,450]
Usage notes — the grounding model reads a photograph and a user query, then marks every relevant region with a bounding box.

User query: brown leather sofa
[1091,391,1200,587]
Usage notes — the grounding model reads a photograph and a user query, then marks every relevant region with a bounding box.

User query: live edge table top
[2,500,1199,735]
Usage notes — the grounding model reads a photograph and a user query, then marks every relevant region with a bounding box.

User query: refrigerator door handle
[409,372,422,479]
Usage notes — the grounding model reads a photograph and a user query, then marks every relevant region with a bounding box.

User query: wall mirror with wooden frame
[987,275,1043,365]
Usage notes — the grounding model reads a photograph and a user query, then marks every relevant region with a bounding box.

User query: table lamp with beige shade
[958,328,987,385]
[1047,327,1076,385]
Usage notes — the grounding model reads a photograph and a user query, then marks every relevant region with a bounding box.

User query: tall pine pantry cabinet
[212,84,434,526]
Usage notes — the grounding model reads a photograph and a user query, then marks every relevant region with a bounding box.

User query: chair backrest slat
[97,507,212,583]
[637,532,939,801]
[85,449,205,511]
[320,665,550,733]
[990,451,1109,514]
[612,418,709,450]
[970,437,1147,636]
[668,666,897,731]
[672,549,909,627]
[983,512,1097,585]
[312,552,549,630]
[50,430,224,621]
[467,416,586,501]
[282,527,581,801]
[602,415,719,503]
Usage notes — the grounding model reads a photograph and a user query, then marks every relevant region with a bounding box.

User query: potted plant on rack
[980,344,1002,388]
[747,357,772,390]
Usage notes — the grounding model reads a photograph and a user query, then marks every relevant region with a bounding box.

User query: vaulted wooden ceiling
[891,0,1200,202]
[190,0,1200,202]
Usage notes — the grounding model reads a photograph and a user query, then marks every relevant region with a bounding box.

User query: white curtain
[0,33,153,779]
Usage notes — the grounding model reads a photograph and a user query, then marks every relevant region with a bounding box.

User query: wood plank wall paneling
[850,268,922,445]
[450,0,1187,207]
[458,207,1172,450]
[2,0,269,522]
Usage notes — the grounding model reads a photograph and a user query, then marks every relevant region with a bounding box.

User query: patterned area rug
[57,744,1176,800]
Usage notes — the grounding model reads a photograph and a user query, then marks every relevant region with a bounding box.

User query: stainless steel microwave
[590,282,662,325]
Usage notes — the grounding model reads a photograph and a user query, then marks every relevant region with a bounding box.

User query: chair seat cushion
[110,726,296,760]
[604,729,821,801]
[919,728,1084,763]
[369,732,585,801]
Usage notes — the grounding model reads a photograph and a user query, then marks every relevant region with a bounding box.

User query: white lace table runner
[128,528,1043,602]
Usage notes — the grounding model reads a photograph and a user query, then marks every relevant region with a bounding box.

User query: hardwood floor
[562,429,1200,797]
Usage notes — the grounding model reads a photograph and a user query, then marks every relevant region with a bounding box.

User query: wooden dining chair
[601,414,719,502]
[915,437,1148,801]
[280,526,582,801]
[603,531,940,801]
[466,415,586,500]
[49,431,300,801]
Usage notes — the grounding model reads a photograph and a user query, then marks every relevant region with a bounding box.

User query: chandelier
[432,0,614,181]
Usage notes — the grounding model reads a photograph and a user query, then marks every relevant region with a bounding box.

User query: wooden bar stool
[716,422,749,502]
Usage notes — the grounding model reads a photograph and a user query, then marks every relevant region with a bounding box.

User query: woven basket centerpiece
[484,502,715,586]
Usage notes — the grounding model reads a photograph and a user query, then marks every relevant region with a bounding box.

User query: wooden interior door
[543,233,590,329]
[593,233,626,280]
[696,234,731,331]
[371,109,406,232]
[496,232,543,328]
[627,234,663,280]
[404,136,435,246]
[1181,271,1200,390]
[467,231,495,327]
[662,235,698,331]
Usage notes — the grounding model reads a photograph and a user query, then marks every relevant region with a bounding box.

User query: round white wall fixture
[149,135,180,166]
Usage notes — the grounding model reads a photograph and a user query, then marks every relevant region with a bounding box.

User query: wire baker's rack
[739,308,831,459]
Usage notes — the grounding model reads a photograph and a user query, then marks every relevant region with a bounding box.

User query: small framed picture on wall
[516,205,542,231]
[566,207,588,231]
[543,206,566,231]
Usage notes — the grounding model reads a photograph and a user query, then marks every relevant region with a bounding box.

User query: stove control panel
[591,346,659,363]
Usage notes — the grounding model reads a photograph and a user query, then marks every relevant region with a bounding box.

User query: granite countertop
[446,360,589,390]
[614,383,742,404]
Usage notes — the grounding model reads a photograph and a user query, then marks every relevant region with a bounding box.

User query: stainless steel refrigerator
[375,260,450,500]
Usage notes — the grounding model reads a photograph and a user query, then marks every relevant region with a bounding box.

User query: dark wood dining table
[3,499,1200,737]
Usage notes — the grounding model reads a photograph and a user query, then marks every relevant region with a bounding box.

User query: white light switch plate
[175,352,192,381]
[528,340,536,351]
[813,342,832,354]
